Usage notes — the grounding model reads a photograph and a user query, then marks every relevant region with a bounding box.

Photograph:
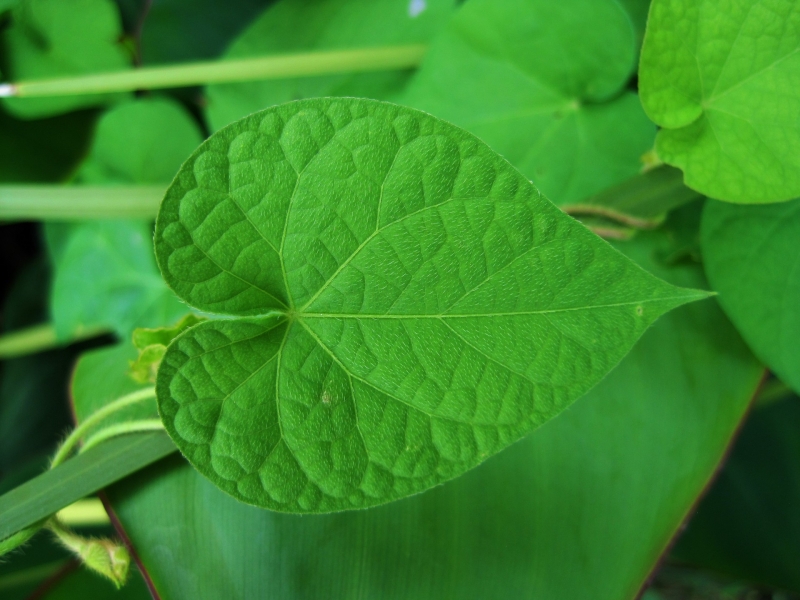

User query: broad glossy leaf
[101,221,760,598]
[701,199,800,393]
[204,0,456,131]
[47,98,201,340]
[639,0,800,203]
[672,395,800,593]
[401,0,655,204]
[154,97,706,512]
[1,0,130,119]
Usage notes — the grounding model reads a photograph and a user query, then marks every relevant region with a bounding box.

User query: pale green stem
[80,420,165,455]
[0,522,44,556]
[57,498,110,527]
[0,388,159,558]
[0,185,164,221]
[0,323,110,358]
[0,44,426,97]
[51,387,156,469]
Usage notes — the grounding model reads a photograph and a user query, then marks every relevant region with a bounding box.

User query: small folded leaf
[130,314,204,384]
[154,97,708,512]
[640,0,800,203]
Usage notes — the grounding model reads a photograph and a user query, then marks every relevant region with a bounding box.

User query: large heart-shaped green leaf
[1,0,130,119]
[83,219,761,597]
[204,0,456,131]
[701,199,800,394]
[154,97,706,512]
[401,0,655,205]
[639,0,800,203]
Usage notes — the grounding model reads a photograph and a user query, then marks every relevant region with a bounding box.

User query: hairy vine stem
[51,387,157,468]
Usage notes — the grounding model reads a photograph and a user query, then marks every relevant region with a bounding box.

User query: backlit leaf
[401,0,655,204]
[639,0,800,203]
[154,97,707,512]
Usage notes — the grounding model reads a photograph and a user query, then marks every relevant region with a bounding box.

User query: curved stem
[80,420,164,455]
[51,387,156,469]
[0,521,44,556]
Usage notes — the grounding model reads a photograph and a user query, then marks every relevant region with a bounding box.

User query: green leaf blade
[155,97,708,512]
[401,0,656,205]
[701,198,800,394]
[639,0,800,203]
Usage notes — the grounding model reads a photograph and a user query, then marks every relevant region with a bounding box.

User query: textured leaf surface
[701,199,800,393]
[1,0,130,118]
[154,97,706,512]
[47,98,201,340]
[401,0,655,205]
[106,221,760,598]
[673,394,800,593]
[639,0,800,203]
[204,0,456,131]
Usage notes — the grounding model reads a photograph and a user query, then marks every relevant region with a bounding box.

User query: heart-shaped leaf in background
[154,97,707,512]
[0,0,131,119]
[45,97,201,341]
[69,212,762,598]
[639,0,800,203]
[204,0,457,132]
[401,0,656,205]
[701,198,800,394]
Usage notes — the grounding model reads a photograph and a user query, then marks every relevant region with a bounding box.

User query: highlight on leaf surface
[153,97,709,513]
[639,0,800,204]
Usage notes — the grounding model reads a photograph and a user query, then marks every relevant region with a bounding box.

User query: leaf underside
[154,97,706,513]
[639,0,800,203]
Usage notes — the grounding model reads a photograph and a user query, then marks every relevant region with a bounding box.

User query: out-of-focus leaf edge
[633,370,768,599]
